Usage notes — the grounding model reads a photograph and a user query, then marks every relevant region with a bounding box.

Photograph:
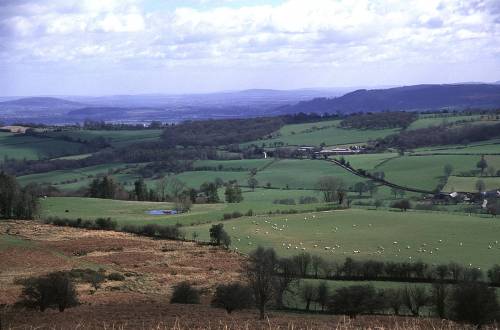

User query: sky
[0,0,499,96]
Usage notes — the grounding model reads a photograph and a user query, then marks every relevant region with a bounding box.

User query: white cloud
[0,0,499,94]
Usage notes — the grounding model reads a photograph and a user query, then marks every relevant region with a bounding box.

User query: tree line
[376,122,500,150]
[0,172,39,219]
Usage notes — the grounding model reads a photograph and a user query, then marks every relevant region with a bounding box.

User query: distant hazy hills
[0,97,84,109]
[278,84,500,114]
[1,84,499,124]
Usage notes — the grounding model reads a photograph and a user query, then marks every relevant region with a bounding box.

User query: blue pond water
[146,209,177,215]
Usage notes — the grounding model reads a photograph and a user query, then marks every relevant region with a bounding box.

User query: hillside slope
[278,84,500,113]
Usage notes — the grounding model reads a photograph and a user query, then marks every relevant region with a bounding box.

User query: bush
[211,283,253,313]
[19,272,79,312]
[299,196,318,204]
[170,282,200,304]
[107,272,125,281]
[94,218,117,230]
[392,199,411,211]
[157,225,181,240]
[273,198,296,205]
[140,224,159,237]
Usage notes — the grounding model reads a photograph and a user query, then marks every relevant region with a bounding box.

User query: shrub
[107,272,125,281]
[94,218,117,230]
[273,198,296,205]
[299,196,318,204]
[170,282,200,304]
[392,199,411,212]
[211,283,253,313]
[140,224,159,237]
[19,272,79,312]
[157,225,181,240]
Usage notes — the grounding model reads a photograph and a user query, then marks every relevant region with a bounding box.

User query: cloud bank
[0,0,499,95]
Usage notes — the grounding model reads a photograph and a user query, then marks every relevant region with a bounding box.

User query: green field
[0,132,88,160]
[17,163,138,191]
[412,139,500,155]
[254,159,364,189]
[46,129,163,147]
[244,120,399,147]
[407,114,482,130]
[444,176,500,192]
[40,196,500,269]
[40,188,334,226]
[193,158,273,170]
[341,153,399,170]
[377,154,481,191]
[183,208,500,269]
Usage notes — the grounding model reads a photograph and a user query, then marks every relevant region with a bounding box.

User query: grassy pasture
[17,163,138,190]
[193,158,273,170]
[245,120,399,147]
[444,176,500,192]
[341,153,399,171]
[412,139,500,155]
[254,159,364,189]
[46,129,163,147]
[184,208,500,269]
[377,155,479,191]
[407,114,482,130]
[40,188,333,226]
[0,132,87,160]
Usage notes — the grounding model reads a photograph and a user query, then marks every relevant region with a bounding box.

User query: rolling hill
[277,84,500,114]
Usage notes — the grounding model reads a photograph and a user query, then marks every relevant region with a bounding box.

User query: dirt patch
[0,220,245,305]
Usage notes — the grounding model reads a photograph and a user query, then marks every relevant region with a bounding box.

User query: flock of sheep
[229,213,499,267]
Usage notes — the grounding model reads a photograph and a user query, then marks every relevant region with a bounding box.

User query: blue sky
[0,0,499,96]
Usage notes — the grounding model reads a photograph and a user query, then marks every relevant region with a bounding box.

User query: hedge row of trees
[377,122,500,150]
[274,253,500,285]
[239,247,500,326]
[44,216,184,240]
[0,172,39,219]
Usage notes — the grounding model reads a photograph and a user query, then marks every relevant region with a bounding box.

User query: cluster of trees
[88,176,128,200]
[316,176,347,204]
[162,117,285,147]
[241,247,499,326]
[209,223,231,248]
[0,172,39,219]
[340,112,417,129]
[82,120,164,130]
[224,183,243,203]
[376,122,500,150]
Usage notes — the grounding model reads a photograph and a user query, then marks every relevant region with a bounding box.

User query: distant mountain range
[278,84,500,114]
[0,84,499,124]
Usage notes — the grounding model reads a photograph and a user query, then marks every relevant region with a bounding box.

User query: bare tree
[316,176,346,203]
[245,247,278,320]
[403,286,428,316]
[275,258,298,309]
